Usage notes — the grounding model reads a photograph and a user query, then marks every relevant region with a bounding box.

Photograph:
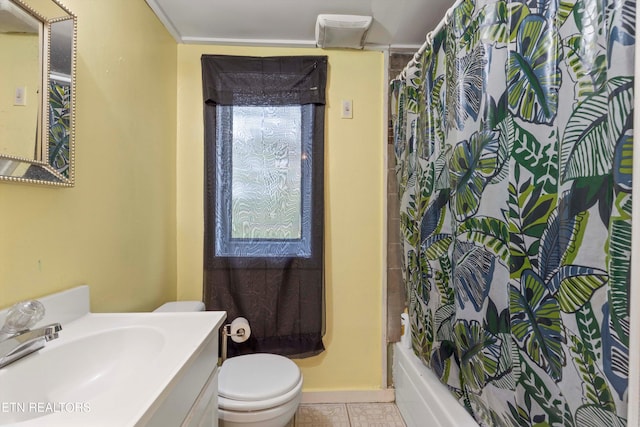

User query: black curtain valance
[201,55,327,106]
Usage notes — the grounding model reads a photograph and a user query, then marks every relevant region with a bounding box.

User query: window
[201,54,327,261]
[202,55,328,358]
[215,104,314,257]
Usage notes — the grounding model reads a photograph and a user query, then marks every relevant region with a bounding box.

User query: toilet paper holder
[220,319,249,363]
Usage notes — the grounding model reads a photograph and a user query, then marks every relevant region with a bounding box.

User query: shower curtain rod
[396,0,464,81]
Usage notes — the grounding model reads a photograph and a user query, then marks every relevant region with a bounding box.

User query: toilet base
[218,392,301,427]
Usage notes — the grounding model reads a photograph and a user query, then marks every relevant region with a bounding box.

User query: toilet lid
[219,353,301,401]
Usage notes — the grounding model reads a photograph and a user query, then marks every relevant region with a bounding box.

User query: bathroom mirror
[0,0,75,186]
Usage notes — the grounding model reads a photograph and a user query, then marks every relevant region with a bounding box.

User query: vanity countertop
[0,286,226,426]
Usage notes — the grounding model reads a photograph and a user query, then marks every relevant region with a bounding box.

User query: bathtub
[393,343,478,427]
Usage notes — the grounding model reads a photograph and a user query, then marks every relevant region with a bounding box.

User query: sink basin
[0,326,164,424]
[0,310,225,426]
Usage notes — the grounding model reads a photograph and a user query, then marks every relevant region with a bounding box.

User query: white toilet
[154,301,303,427]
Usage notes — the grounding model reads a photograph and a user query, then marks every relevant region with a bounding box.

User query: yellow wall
[0,0,178,312]
[0,1,386,392]
[176,45,385,391]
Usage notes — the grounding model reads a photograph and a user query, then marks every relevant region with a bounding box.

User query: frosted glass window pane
[215,104,314,258]
[231,106,302,239]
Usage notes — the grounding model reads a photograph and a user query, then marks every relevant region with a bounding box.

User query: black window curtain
[201,55,327,358]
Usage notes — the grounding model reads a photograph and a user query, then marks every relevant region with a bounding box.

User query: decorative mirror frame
[0,0,76,187]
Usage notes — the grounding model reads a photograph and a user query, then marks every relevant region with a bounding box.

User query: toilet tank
[154,301,205,312]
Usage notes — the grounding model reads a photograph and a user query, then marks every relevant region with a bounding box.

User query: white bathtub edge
[393,343,478,427]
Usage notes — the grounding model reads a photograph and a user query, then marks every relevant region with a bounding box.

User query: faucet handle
[43,323,62,341]
[1,300,45,334]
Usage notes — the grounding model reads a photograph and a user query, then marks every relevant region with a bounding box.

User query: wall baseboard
[301,389,395,404]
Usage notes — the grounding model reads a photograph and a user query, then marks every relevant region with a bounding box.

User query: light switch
[341,99,353,119]
[14,86,26,106]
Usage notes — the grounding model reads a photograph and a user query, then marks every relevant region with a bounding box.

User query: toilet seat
[218,376,303,411]
[218,353,302,412]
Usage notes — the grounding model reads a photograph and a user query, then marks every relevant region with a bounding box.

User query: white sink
[0,326,165,424]
[0,289,225,427]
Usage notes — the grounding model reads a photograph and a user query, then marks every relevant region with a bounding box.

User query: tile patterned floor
[290,403,406,427]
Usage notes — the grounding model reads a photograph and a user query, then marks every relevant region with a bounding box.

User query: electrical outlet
[14,86,26,106]
[341,99,353,119]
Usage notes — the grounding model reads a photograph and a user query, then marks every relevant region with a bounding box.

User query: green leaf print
[447,44,488,130]
[405,86,421,114]
[459,4,482,50]
[483,303,516,390]
[538,198,589,281]
[561,77,633,182]
[566,175,613,226]
[607,76,634,159]
[415,161,436,215]
[420,190,448,240]
[507,14,561,124]
[507,402,532,426]
[508,2,531,41]
[458,0,515,49]
[511,180,556,239]
[573,0,604,42]
[613,129,633,192]
[430,340,455,384]
[451,0,475,39]
[490,105,511,184]
[449,129,501,221]
[556,0,577,28]
[510,119,559,194]
[568,332,616,411]
[412,301,434,359]
[485,298,510,334]
[466,1,509,47]
[423,234,453,260]
[508,178,556,276]
[435,303,456,342]
[607,192,632,323]
[458,216,510,261]
[576,302,603,361]
[401,210,420,248]
[518,354,571,426]
[436,255,455,305]
[602,307,629,398]
[547,265,608,313]
[564,35,607,98]
[425,75,446,157]
[481,1,509,44]
[606,0,636,48]
[455,320,502,392]
[488,332,516,390]
[574,405,625,427]
[510,271,565,381]
[434,150,451,190]
[562,91,609,181]
[452,242,496,311]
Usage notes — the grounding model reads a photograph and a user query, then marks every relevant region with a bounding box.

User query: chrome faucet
[0,300,62,369]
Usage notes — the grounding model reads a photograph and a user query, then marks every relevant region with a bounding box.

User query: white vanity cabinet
[183,369,219,427]
[143,317,224,427]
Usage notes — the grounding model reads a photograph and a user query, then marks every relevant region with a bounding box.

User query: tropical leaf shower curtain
[390,0,634,424]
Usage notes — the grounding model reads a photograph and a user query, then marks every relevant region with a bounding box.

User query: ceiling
[144,0,454,50]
